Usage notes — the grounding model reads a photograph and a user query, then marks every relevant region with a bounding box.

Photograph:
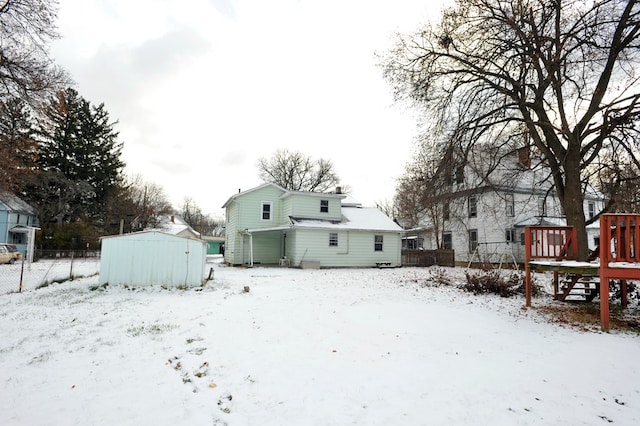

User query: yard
[0,258,639,425]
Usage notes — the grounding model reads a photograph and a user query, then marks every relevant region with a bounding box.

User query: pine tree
[30,88,125,224]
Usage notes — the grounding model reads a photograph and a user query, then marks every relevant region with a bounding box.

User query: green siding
[287,229,402,267]
[282,194,342,221]
[225,183,401,267]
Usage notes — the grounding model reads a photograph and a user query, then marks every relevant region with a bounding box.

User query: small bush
[463,269,524,297]
[426,267,452,287]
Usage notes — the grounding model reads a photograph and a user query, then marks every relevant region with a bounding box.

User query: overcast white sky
[51,0,449,217]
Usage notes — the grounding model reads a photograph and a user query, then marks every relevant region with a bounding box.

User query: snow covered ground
[1,258,639,425]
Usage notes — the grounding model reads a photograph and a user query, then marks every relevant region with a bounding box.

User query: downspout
[248,232,254,267]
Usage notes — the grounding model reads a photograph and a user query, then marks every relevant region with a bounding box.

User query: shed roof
[100,230,206,244]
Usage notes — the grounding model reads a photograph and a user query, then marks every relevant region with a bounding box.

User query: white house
[222,183,403,268]
[99,231,207,287]
[412,146,606,265]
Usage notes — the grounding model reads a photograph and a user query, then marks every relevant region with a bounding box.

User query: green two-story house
[222,183,403,268]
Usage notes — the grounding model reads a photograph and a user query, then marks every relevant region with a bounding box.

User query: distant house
[99,231,207,288]
[155,215,201,239]
[222,183,403,268]
[0,188,39,261]
[202,236,225,255]
[411,146,606,265]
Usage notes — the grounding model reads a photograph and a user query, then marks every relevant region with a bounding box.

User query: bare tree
[125,174,173,230]
[181,197,225,236]
[381,0,640,259]
[257,149,341,192]
[0,0,68,105]
[395,141,459,248]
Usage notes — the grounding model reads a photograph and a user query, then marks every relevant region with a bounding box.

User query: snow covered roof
[515,216,600,229]
[150,215,201,238]
[290,206,402,233]
[0,189,37,215]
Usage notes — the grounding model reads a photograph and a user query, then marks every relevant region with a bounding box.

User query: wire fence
[0,252,101,295]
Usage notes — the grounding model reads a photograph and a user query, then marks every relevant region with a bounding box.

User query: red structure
[525,214,640,331]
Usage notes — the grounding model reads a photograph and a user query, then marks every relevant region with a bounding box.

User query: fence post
[19,255,25,293]
[69,250,74,280]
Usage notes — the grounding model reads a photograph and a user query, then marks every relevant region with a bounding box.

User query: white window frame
[468,195,477,218]
[505,193,515,217]
[320,199,329,213]
[329,232,338,247]
[505,228,515,243]
[374,235,383,251]
[261,201,272,221]
[468,229,478,253]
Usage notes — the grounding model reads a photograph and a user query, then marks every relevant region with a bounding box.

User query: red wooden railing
[525,226,578,260]
[599,214,640,330]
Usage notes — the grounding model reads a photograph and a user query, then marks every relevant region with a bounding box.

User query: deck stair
[557,274,599,302]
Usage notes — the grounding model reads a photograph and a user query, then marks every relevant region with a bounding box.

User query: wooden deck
[525,214,640,331]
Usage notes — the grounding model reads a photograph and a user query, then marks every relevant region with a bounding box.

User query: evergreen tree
[28,88,125,224]
[0,97,38,191]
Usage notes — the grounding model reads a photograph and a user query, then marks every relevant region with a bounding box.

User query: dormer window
[320,199,329,213]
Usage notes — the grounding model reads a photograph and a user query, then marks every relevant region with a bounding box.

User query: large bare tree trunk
[563,149,589,260]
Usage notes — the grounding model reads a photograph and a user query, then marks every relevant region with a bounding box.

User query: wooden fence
[401,249,455,267]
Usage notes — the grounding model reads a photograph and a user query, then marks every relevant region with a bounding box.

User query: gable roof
[0,189,37,215]
[221,182,287,208]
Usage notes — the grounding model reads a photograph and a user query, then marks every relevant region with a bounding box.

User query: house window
[505,228,515,243]
[588,202,595,219]
[261,202,272,220]
[505,193,515,217]
[455,165,464,184]
[404,237,423,250]
[443,232,452,250]
[551,233,564,246]
[468,229,478,253]
[374,235,383,251]
[468,195,477,218]
[538,196,546,216]
[443,202,450,220]
[594,236,600,248]
[520,232,526,246]
[16,214,21,224]
[329,232,338,247]
[320,199,329,213]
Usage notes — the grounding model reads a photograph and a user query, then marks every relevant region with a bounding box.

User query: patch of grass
[537,303,640,333]
[127,323,178,337]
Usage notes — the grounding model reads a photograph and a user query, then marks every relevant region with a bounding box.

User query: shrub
[463,269,524,297]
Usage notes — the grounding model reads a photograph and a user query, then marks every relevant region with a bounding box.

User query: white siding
[99,232,207,287]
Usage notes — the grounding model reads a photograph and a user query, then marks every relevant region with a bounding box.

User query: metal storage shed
[99,231,207,288]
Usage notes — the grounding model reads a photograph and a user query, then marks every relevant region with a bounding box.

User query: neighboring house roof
[151,215,201,239]
[0,189,37,215]
[515,216,600,229]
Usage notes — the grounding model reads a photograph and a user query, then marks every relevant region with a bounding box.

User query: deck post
[524,227,532,307]
[599,217,610,332]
